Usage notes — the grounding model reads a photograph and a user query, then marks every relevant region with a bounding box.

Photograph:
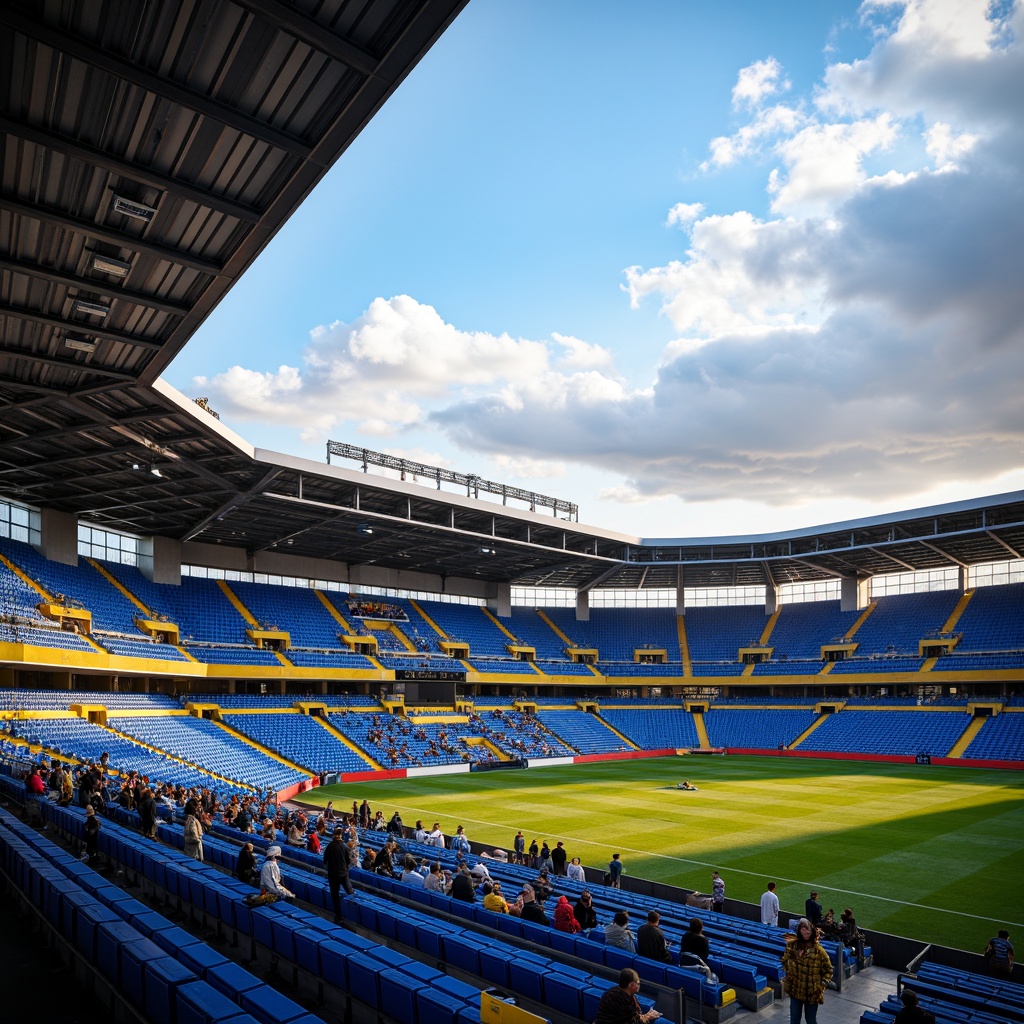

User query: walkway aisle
[740,966,899,1024]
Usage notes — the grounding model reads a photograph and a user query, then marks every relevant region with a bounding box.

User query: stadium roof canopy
[2,1,1023,596]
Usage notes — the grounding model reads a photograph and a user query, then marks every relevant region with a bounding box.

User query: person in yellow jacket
[781,918,833,1023]
[482,881,510,913]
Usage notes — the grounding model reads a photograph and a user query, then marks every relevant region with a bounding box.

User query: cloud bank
[198,0,1024,510]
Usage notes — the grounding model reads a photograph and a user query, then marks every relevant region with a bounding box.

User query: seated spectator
[553,895,581,933]
[483,881,510,913]
[681,918,709,960]
[574,890,598,932]
[894,990,936,1024]
[604,911,637,953]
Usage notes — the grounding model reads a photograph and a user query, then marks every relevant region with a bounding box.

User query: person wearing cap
[593,968,662,1024]
[518,883,549,926]
[574,889,598,932]
[483,881,510,914]
[551,841,567,876]
[567,856,586,883]
[324,828,354,920]
[261,846,295,899]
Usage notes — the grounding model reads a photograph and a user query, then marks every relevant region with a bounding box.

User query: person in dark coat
[593,969,662,1024]
[138,787,157,838]
[574,890,598,932]
[236,842,258,885]
[893,990,936,1024]
[551,841,567,875]
[680,918,710,961]
[637,911,673,963]
[324,827,354,922]
[450,865,476,903]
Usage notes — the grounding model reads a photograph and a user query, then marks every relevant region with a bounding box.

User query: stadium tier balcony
[685,606,770,662]
[544,607,682,662]
[0,689,178,711]
[962,712,1024,760]
[829,655,925,674]
[953,581,1024,652]
[750,661,823,676]
[414,601,509,657]
[766,599,861,660]
[182,644,282,666]
[508,608,574,660]
[220,580,344,649]
[846,590,962,657]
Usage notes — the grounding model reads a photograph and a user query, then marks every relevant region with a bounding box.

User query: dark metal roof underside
[1,1,1022,593]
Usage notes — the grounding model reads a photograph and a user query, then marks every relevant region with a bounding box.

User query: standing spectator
[574,890,598,932]
[984,929,1014,980]
[551,841,567,875]
[138,787,157,838]
[513,830,526,865]
[83,805,100,863]
[592,968,662,1024]
[893,990,936,1024]
[528,837,540,867]
[608,852,623,888]
[638,911,673,963]
[539,841,553,871]
[604,911,637,952]
[805,891,822,928]
[183,801,204,862]
[414,820,427,843]
[760,881,780,926]
[781,918,833,1023]
[428,822,445,848]
[712,870,725,913]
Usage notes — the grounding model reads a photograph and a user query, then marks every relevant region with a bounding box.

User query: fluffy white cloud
[732,57,790,107]
[199,0,1024,513]
[665,202,704,228]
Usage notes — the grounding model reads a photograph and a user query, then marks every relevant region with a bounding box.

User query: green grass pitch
[307,755,1024,953]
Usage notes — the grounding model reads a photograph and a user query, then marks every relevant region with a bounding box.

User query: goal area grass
[312,755,1023,954]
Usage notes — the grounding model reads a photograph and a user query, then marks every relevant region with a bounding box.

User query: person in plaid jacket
[781,918,833,1023]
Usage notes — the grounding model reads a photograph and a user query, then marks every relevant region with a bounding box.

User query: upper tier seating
[413,602,510,656]
[797,710,970,756]
[848,591,962,657]
[508,608,573,660]
[544,607,682,663]
[767,600,862,658]
[684,605,769,661]
[954,582,1024,652]
[0,623,98,652]
[226,580,352,649]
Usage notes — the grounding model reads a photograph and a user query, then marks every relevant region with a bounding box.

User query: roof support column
[676,567,685,616]
[840,575,870,612]
[39,508,78,565]
[486,581,511,618]
[765,582,779,616]
[576,590,590,622]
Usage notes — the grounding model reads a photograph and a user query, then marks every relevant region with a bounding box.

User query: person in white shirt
[566,856,586,883]
[760,881,780,926]
[413,819,427,844]
[260,846,295,898]
[428,822,445,849]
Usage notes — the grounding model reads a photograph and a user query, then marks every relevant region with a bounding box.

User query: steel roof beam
[0,256,192,317]
[0,9,312,159]
[0,301,165,352]
[0,346,136,380]
[0,115,263,225]
[233,0,381,77]
[0,195,223,275]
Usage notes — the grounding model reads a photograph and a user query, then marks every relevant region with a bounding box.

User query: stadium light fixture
[64,335,97,353]
[90,253,132,277]
[73,299,110,318]
[111,195,157,221]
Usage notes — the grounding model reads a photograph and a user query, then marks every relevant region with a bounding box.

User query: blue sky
[167,0,1024,539]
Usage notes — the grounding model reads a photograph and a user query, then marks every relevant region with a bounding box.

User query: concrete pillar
[765,582,779,616]
[959,565,969,592]
[39,508,78,565]
[141,535,182,585]
[676,567,685,616]
[840,575,870,612]
[576,591,590,622]
[486,581,512,618]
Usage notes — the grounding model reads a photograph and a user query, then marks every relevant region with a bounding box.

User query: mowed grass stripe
[310,755,1023,952]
